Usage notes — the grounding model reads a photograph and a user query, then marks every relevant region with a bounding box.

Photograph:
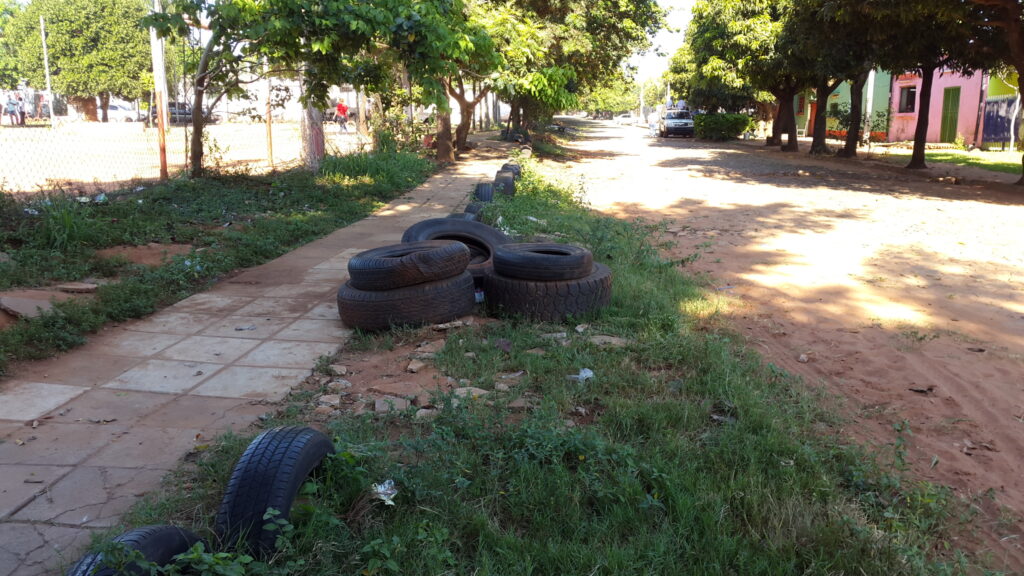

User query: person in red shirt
[335,101,349,132]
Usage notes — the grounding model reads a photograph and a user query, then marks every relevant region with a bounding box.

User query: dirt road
[549,120,1024,567]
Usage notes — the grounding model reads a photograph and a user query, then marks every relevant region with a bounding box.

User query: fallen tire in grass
[493,243,593,281]
[447,212,478,221]
[338,271,475,331]
[216,426,334,556]
[401,218,511,283]
[347,241,470,291]
[473,182,494,202]
[519,146,533,158]
[494,170,516,196]
[66,525,202,576]
[483,263,612,322]
[500,163,522,179]
[464,202,485,216]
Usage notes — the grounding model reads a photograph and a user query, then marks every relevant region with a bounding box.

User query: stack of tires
[66,427,335,574]
[483,243,612,322]
[401,218,512,288]
[337,240,476,331]
[455,161,521,221]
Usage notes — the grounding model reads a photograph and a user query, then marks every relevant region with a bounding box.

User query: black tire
[500,163,522,179]
[216,426,335,556]
[493,243,594,281]
[473,182,494,202]
[65,526,201,576]
[464,202,485,216]
[519,146,533,158]
[494,171,516,196]
[483,263,612,322]
[338,271,476,331]
[447,212,478,221]
[401,218,512,283]
[347,241,470,291]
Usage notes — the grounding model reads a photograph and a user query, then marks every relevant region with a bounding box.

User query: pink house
[888,69,986,145]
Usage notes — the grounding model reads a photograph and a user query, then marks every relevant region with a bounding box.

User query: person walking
[5,93,19,126]
[16,94,26,125]
[335,100,349,133]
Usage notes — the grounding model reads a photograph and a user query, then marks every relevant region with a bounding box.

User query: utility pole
[39,16,52,127]
[265,59,273,170]
[863,69,876,144]
[148,0,169,179]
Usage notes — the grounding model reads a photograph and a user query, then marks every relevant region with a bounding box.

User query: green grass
[106,161,986,576]
[875,147,1024,176]
[0,151,434,375]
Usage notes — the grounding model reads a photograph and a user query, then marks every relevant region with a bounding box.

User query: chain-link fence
[0,115,372,196]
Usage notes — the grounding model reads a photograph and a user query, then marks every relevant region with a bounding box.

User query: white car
[105,103,138,122]
[614,113,635,125]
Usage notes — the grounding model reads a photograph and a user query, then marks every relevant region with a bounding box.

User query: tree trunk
[767,98,782,145]
[510,100,522,132]
[99,92,110,123]
[189,31,221,178]
[838,71,869,158]
[436,111,455,163]
[301,99,325,172]
[357,91,368,135]
[70,96,98,121]
[810,81,839,154]
[779,90,799,152]
[907,65,936,170]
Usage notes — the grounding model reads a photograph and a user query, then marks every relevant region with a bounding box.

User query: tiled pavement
[0,158,497,576]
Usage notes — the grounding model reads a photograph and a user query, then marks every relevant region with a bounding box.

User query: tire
[401,218,512,283]
[493,243,593,281]
[519,146,533,158]
[65,526,201,576]
[347,241,470,291]
[494,171,516,196]
[483,263,612,322]
[500,163,522,180]
[447,212,478,221]
[338,271,476,331]
[216,426,335,556]
[464,202,485,216]
[473,182,494,202]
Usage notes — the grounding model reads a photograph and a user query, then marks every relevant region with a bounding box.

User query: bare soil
[95,243,193,267]
[546,121,1024,569]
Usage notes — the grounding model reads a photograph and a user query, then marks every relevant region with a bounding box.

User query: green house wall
[989,74,1018,99]
[792,70,892,137]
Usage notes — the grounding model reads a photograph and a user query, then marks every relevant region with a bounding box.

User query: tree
[9,0,150,121]
[0,0,19,89]
[670,18,763,112]
[967,0,1024,183]
[579,74,639,116]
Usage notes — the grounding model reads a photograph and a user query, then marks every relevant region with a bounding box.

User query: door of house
[808,102,817,135]
[940,87,961,143]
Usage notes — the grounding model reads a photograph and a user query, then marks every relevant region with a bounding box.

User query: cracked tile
[199,316,291,340]
[0,423,130,466]
[83,426,204,470]
[50,389,174,427]
[303,301,340,320]
[0,382,87,422]
[236,340,339,369]
[103,359,223,395]
[273,319,353,343]
[0,522,97,576]
[0,465,71,519]
[190,366,308,401]
[141,396,267,431]
[157,336,259,364]
[12,466,165,527]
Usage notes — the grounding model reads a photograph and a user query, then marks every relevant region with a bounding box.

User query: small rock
[499,370,525,380]
[453,387,489,399]
[562,419,576,428]
[407,359,427,373]
[507,397,535,411]
[374,397,410,413]
[313,406,335,416]
[589,335,629,348]
[416,340,446,354]
[541,332,568,340]
[0,296,55,319]
[574,406,588,416]
[575,324,590,333]
[525,348,545,355]
[494,382,511,392]
[55,282,99,294]
[409,352,436,360]
[464,352,477,359]
[797,354,809,363]
[328,379,353,390]
[432,320,464,331]
[0,252,11,264]
[414,408,438,422]
[317,394,341,407]
[330,364,348,376]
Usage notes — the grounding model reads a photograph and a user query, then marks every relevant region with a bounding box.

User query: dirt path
[547,120,1024,568]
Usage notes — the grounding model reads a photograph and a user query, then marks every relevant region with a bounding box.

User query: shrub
[694,113,753,141]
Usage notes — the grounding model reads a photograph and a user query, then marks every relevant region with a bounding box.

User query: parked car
[148,102,220,124]
[658,109,694,137]
[614,113,635,125]
[105,103,138,122]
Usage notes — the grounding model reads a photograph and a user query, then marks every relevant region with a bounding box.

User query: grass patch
[874,147,1024,176]
[112,161,977,575]
[0,151,434,375]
